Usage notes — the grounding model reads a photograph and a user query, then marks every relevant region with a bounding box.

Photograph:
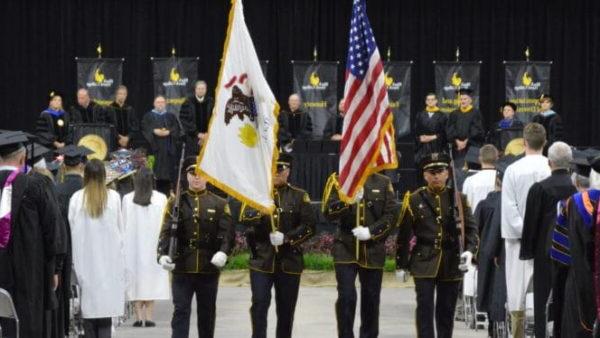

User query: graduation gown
[0,170,62,338]
[413,110,448,163]
[52,174,83,338]
[559,190,599,337]
[35,110,73,149]
[501,154,551,311]
[278,109,313,144]
[520,169,576,337]
[445,107,485,147]
[179,95,215,156]
[69,101,112,125]
[322,114,344,140]
[108,102,140,148]
[141,111,181,181]
[68,189,126,318]
[123,191,170,301]
[475,191,507,321]
[532,111,564,151]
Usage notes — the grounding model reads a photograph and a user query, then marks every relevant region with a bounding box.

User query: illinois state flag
[197,0,279,214]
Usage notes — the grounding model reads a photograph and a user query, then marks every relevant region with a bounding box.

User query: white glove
[352,226,371,241]
[355,188,364,201]
[210,251,228,268]
[459,251,474,272]
[269,231,285,246]
[159,255,175,271]
[395,269,409,282]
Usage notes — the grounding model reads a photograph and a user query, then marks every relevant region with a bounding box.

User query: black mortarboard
[570,148,600,177]
[496,155,519,181]
[465,146,481,165]
[0,131,29,158]
[421,152,450,171]
[457,88,473,96]
[57,145,93,166]
[502,101,517,112]
[48,90,63,102]
[28,143,52,164]
[539,94,554,102]
[277,153,293,171]
[183,156,198,173]
[590,155,600,174]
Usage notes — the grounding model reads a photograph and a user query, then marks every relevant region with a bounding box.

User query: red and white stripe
[339,50,395,199]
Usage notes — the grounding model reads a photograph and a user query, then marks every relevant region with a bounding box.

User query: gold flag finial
[313,46,318,62]
[171,46,176,57]
[455,46,460,62]
[525,46,530,62]
[386,47,391,62]
[96,43,102,58]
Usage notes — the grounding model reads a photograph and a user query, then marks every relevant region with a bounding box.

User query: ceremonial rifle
[168,143,186,259]
[447,144,466,258]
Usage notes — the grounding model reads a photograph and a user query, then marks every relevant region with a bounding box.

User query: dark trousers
[534,258,553,338]
[334,263,383,338]
[414,278,460,338]
[83,318,112,338]
[171,273,219,338]
[553,264,569,338]
[250,268,301,338]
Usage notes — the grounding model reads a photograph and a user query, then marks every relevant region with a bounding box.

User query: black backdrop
[1,0,599,146]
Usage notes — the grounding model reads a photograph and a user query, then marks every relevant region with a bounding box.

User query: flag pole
[355,201,360,260]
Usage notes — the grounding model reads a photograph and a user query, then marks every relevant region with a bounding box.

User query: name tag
[372,189,380,193]
[207,209,216,214]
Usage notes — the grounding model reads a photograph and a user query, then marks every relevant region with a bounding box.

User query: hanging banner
[384,61,411,139]
[151,57,198,116]
[292,61,338,138]
[504,61,552,122]
[434,61,481,113]
[76,58,123,106]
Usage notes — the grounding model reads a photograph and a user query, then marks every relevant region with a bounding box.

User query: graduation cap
[0,131,29,158]
[570,148,600,177]
[277,153,293,172]
[48,90,63,102]
[456,88,473,96]
[496,155,519,181]
[27,142,52,167]
[539,93,554,103]
[502,101,517,112]
[57,145,94,166]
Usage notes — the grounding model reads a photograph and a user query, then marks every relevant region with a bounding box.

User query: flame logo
[170,68,180,82]
[94,68,105,84]
[522,72,533,86]
[309,72,320,87]
[384,72,394,88]
[238,123,258,148]
[451,72,462,87]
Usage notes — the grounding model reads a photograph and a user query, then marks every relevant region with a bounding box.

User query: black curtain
[1,0,599,146]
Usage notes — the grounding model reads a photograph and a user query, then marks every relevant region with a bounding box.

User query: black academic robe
[278,109,313,145]
[489,119,524,152]
[108,102,140,148]
[141,111,181,181]
[0,171,62,338]
[475,191,507,322]
[52,174,83,338]
[561,189,599,338]
[532,111,564,151]
[520,169,576,338]
[35,110,74,149]
[413,110,448,163]
[322,114,344,140]
[179,95,215,156]
[69,101,112,125]
[446,107,485,147]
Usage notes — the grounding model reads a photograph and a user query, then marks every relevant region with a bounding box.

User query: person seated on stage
[179,80,215,156]
[35,91,72,150]
[278,93,313,147]
[323,98,346,141]
[532,94,564,153]
[141,95,180,196]
[491,102,525,152]
[70,88,112,124]
[497,102,524,130]
[446,88,485,166]
[414,93,447,163]
[108,85,139,149]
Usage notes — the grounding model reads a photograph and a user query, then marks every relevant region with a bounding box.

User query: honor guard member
[396,152,479,338]
[322,172,398,338]
[157,157,235,338]
[239,153,316,338]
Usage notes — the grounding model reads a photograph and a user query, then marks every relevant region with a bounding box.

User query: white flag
[197,0,279,214]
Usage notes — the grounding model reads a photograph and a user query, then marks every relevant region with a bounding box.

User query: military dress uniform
[322,172,398,338]
[240,161,316,338]
[396,153,478,338]
[157,162,234,338]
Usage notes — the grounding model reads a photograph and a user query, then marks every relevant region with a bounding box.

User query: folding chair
[0,288,19,338]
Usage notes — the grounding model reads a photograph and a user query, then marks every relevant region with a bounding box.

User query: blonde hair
[83,159,107,218]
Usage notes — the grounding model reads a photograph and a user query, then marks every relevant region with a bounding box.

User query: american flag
[339,0,397,202]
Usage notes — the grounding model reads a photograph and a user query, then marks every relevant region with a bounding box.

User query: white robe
[69,189,126,318]
[462,169,496,297]
[123,191,170,301]
[500,154,550,311]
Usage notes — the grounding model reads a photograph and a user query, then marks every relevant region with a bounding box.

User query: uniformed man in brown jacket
[239,153,316,338]
[396,152,479,338]
[157,156,234,338]
[323,172,398,338]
